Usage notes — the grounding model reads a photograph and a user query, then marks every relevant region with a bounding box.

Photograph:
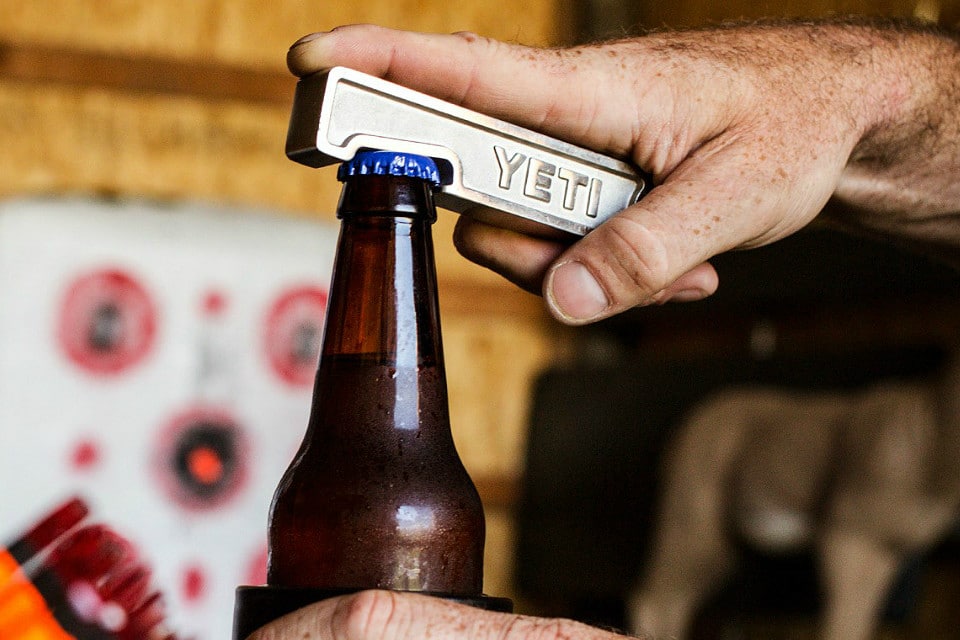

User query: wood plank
[0,1,569,71]
[0,39,293,104]
[439,280,548,317]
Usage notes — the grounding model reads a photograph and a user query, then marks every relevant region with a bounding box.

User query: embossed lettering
[494,146,526,189]
[524,158,555,203]
[494,146,604,218]
[586,178,602,218]
[557,168,589,210]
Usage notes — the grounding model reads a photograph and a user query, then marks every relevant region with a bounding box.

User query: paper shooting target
[0,197,337,640]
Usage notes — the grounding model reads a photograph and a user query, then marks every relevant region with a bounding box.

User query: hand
[288,22,960,324]
[246,590,632,640]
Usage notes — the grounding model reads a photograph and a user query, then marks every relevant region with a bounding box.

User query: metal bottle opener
[286,67,651,238]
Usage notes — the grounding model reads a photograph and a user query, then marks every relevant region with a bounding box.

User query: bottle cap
[337,150,441,187]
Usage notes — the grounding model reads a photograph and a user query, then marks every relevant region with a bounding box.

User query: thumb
[543,180,728,324]
[543,137,831,324]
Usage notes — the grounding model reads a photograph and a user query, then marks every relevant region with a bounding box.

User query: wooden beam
[0,39,293,104]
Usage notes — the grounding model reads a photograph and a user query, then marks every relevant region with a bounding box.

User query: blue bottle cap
[337,150,441,187]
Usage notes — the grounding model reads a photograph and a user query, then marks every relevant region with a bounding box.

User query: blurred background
[1,1,959,639]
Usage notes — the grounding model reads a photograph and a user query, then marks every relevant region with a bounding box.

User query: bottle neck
[321,175,443,369]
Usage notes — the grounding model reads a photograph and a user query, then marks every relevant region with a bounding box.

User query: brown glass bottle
[266,151,485,595]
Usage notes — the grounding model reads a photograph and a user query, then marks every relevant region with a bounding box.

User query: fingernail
[290,32,324,49]
[546,261,609,323]
[662,287,711,303]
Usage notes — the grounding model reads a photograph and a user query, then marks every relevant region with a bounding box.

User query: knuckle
[452,30,517,62]
[595,215,672,302]
[246,626,276,640]
[450,30,503,53]
[451,30,483,43]
[518,618,580,640]
[336,590,402,640]
[451,30,499,58]
[495,616,526,640]
[537,619,574,640]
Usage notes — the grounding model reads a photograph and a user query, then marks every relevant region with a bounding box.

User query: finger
[453,217,717,302]
[543,138,838,325]
[655,262,720,303]
[453,216,567,294]
[287,25,643,156]
[246,590,633,640]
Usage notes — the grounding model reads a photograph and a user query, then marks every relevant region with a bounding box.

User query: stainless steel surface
[286,67,650,237]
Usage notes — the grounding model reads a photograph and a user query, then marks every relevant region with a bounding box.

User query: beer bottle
[234,150,509,638]
[269,149,484,591]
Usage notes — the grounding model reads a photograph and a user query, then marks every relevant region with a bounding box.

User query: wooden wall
[0,0,576,604]
[5,0,956,615]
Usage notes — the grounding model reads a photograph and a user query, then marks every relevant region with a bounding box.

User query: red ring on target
[152,407,249,513]
[57,268,157,376]
[263,285,327,387]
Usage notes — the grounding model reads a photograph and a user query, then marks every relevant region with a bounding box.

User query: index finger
[286,25,641,157]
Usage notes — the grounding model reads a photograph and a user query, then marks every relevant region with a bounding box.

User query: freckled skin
[287,19,960,326]
[247,590,630,640]
[258,18,960,640]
